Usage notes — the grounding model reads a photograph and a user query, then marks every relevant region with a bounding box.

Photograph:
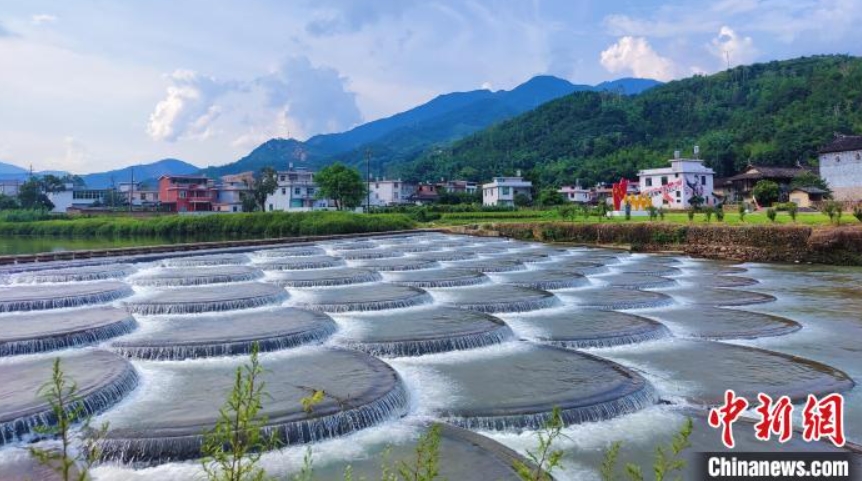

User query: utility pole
[129,168,135,213]
[365,147,371,213]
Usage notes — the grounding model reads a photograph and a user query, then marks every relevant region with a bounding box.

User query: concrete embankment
[447,223,862,266]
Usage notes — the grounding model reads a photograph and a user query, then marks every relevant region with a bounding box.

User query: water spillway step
[386,268,489,288]
[161,253,250,267]
[252,246,326,258]
[0,350,138,446]
[292,284,432,313]
[557,287,674,310]
[269,267,382,288]
[436,284,560,313]
[352,258,439,271]
[10,264,137,283]
[112,307,336,360]
[98,348,409,462]
[123,283,288,315]
[642,306,801,340]
[452,258,527,273]
[408,251,478,262]
[130,266,264,287]
[600,339,855,406]
[490,269,590,290]
[0,307,137,356]
[340,249,405,260]
[419,344,655,430]
[0,282,134,313]
[255,256,346,271]
[339,306,514,357]
[670,287,776,307]
[595,273,677,290]
[511,308,671,348]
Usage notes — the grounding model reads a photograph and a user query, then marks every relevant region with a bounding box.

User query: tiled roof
[726,165,811,182]
[819,134,862,154]
[791,186,828,194]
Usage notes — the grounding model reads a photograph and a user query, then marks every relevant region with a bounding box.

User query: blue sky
[0,0,860,173]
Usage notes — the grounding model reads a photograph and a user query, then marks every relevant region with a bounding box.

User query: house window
[675,173,679,178]
[179,191,187,199]
[645,178,653,187]
[269,204,273,211]
[294,188,301,195]
[701,175,707,184]
[502,187,510,195]
[282,188,286,195]
[676,191,681,198]
[857,153,861,160]
[661,177,668,186]
[308,188,315,195]
[662,199,669,205]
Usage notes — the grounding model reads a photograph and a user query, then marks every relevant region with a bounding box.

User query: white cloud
[599,37,679,81]
[255,56,362,139]
[31,14,58,26]
[709,26,758,68]
[305,0,418,37]
[147,70,233,142]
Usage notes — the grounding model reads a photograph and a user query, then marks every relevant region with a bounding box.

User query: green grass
[432,210,846,227]
[0,211,415,240]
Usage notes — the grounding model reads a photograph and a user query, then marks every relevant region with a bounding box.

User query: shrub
[738,204,746,222]
[715,208,725,222]
[687,209,695,222]
[822,201,843,225]
[766,208,777,222]
[752,180,780,206]
[704,208,713,223]
[788,203,798,222]
[647,206,658,221]
[854,205,862,223]
[658,207,665,221]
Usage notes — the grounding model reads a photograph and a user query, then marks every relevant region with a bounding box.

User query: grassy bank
[0,211,415,240]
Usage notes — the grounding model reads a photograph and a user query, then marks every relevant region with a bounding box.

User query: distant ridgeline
[395,55,862,187]
[200,76,661,179]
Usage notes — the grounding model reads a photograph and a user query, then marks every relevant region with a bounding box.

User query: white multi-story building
[214,172,253,213]
[818,134,862,201]
[48,189,109,212]
[482,175,532,207]
[558,185,593,203]
[638,152,716,209]
[265,167,329,212]
[368,179,416,207]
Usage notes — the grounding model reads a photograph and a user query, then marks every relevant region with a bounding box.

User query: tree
[514,193,532,208]
[17,178,54,211]
[790,171,831,196]
[0,193,20,210]
[314,163,366,210]
[241,167,278,212]
[752,180,780,206]
[537,188,565,207]
[41,175,67,194]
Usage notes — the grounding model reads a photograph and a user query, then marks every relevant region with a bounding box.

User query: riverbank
[448,222,862,265]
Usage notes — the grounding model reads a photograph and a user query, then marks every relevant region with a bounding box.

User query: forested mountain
[394,55,862,188]
[203,75,660,178]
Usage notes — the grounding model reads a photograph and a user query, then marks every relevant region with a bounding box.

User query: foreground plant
[201,342,279,481]
[28,358,109,481]
[600,417,693,481]
[513,407,567,481]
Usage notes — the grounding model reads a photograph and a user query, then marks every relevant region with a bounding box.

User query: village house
[158,174,216,212]
[264,166,330,212]
[214,172,254,213]
[557,185,593,204]
[818,133,862,201]
[482,174,532,207]
[721,164,812,204]
[789,186,828,208]
[638,152,716,209]
[367,179,417,207]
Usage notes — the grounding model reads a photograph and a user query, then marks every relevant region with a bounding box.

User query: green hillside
[394,55,862,187]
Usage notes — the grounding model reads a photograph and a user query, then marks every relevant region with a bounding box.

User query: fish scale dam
[0,232,859,480]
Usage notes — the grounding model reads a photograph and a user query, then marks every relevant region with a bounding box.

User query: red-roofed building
[158,174,216,212]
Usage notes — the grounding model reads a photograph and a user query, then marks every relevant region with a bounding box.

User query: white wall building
[818,134,862,201]
[482,176,532,207]
[265,168,329,212]
[558,185,593,203]
[638,154,716,209]
[368,179,416,207]
[48,189,109,212]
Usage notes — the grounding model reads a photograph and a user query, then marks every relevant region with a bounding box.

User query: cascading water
[0,307,138,356]
[0,282,134,313]
[123,283,289,315]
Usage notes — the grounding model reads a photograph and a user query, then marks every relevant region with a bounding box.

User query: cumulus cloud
[256,56,362,138]
[709,26,758,67]
[305,0,416,36]
[147,69,234,142]
[31,14,58,26]
[600,37,679,81]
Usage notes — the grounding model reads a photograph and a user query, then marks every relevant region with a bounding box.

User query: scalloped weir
[124,283,288,315]
[11,264,137,283]
[386,268,489,288]
[130,266,264,287]
[451,259,527,273]
[645,306,801,340]
[112,308,336,360]
[161,253,250,267]
[600,339,855,406]
[511,308,671,348]
[0,282,134,313]
[253,246,326,257]
[353,258,438,271]
[490,269,589,290]
[409,251,478,262]
[340,306,514,357]
[292,284,432,312]
[270,268,382,287]
[256,256,345,270]
[597,274,676,290]
[436,285,560,313]
[423,344,655,430]
[0,307,138,356]
[0,350,138,446]
[98,349,409,462]
[671,287,776,307]
[557,287,674,310]
[341,249,405,260]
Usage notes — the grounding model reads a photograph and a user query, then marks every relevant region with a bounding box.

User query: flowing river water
[0,232,859,480]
